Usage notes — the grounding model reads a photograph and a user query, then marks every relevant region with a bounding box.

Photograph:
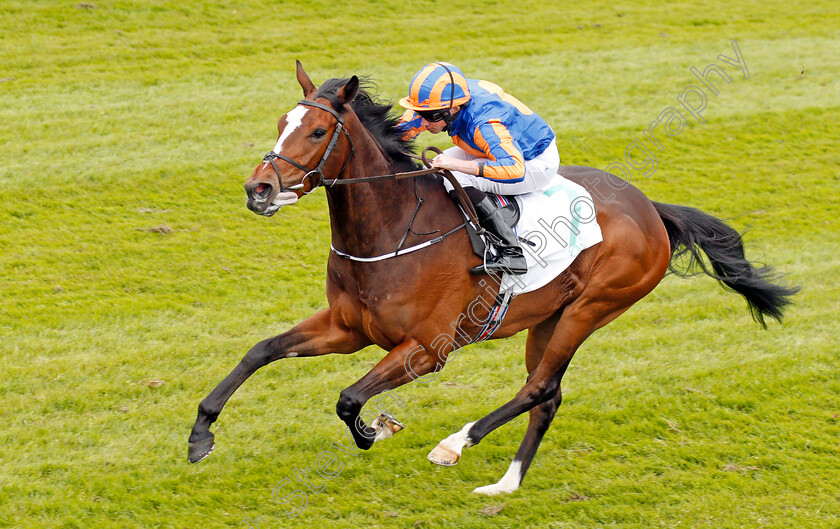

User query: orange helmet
[399,62,471,111]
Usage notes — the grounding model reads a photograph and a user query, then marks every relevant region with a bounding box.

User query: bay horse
[188,62,797,495]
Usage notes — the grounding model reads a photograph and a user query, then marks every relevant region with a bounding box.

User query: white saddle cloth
[497,173,603,295]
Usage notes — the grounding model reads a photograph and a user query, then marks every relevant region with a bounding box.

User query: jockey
[397,62,559,276]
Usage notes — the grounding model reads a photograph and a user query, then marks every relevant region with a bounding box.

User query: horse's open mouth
[246,190,299,217]
[254,183,272,201]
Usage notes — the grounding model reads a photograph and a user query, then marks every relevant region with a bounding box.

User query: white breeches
[441,139,560,196]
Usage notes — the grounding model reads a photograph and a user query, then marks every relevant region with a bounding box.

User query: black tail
[652,202,799,328]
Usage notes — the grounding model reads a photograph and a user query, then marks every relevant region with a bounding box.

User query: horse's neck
[325,125,432,258]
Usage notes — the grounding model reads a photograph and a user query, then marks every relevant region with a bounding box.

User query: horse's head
[245,61,359,216]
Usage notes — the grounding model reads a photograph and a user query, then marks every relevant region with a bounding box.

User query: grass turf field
[1,1,838,528]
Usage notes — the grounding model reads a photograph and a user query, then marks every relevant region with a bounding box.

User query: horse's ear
[337,75,359,105]
[296,60,317,97]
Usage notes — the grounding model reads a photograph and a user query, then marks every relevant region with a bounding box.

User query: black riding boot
[470,196,528,275]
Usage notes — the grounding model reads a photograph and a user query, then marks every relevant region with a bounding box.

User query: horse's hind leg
[188,309,370,463]
[427,291,634,469]
[474,316,568,495]
[473,390,564,495]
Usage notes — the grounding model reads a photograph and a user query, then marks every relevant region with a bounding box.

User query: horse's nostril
[254,183,272,200]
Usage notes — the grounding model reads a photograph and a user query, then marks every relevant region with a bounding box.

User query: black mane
[315,78,421,171]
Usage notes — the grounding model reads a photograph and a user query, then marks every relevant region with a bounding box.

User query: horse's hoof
[371,412,405,442]
[188,435,215,463]
[427,444,460,466]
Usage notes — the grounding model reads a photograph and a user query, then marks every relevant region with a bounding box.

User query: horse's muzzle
[244,180,299,216]
[245,180,274,215]
[245,180,273,203]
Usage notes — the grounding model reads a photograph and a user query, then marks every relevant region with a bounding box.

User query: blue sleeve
[396,109,425,140]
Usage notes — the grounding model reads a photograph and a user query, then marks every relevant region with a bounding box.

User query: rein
[322,150,482,230]
[263,99,483,262]
[325,161,481,263]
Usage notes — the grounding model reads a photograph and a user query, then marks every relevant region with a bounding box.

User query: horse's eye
[311,129,327,139]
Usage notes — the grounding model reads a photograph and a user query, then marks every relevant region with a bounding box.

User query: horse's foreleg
[336,339,440,451]
[188,309,370,463]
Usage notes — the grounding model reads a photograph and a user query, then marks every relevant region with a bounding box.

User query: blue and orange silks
[398,79,555,183]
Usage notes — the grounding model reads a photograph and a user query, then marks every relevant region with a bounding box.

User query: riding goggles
[416,108,450,123]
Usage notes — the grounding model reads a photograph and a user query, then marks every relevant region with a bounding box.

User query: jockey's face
[421,117,448,134]
[420,105,460,134]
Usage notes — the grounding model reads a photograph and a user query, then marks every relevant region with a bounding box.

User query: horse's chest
[356,290,414,345]
[328,269,413,345]
[357,289,394,306]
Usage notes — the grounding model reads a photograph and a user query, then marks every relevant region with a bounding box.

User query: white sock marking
[440,421,475,454]
[473,459,522,495]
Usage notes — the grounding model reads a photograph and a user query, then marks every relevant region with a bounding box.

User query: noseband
[262,99,355,194]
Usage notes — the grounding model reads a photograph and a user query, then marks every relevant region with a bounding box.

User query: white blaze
[273,105,308,154]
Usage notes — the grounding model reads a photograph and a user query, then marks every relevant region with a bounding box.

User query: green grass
[2,1,839,528]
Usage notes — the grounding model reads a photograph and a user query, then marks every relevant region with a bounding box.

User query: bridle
[261,99,355,194]
[255,97,486,261]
